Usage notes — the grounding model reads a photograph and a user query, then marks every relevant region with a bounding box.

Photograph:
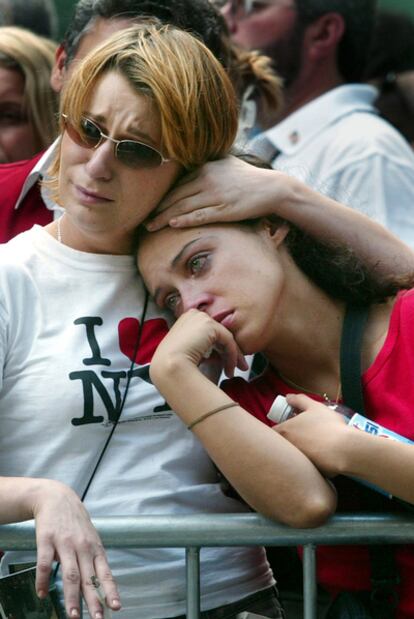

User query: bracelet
[187,401,239,431]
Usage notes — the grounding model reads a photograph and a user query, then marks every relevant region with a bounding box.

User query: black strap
[339,305,369,414]
[53,290,149,583]
[340,304,398,619]
[80,289,149,502]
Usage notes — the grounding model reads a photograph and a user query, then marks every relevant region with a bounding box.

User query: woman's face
[0,65,39,163]
[138,222,289,354]
[58,70,182,254]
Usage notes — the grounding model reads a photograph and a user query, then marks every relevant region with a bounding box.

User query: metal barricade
[1,512,414,619]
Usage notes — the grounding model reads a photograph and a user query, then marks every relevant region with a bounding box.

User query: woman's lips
[213,310,235,331]
[75,185,113,204]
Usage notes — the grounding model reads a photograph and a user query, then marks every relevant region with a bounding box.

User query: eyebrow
[85,112,156,144]
[153,236,215,305]
[171,238,204,268]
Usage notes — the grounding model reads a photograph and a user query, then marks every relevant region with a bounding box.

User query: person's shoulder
[0,227,39,260]
[0,231,45,326]
[0,152,44,182]
[0,232,47,307]
[396,288,414,316]
[335,108,414,158]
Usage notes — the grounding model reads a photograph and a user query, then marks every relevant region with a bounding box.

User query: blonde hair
[53,23,238,175]
[0,26,59,149]
[215,30,283,116]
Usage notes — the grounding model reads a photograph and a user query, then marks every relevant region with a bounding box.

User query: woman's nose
[182,290,213,314]
[85,140,114,180]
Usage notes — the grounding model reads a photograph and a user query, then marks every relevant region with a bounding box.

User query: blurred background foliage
[379,0,414,18]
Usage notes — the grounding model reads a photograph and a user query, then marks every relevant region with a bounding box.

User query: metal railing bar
[303,544,317,619]
[1,513,413,550]
[186,547,200,619]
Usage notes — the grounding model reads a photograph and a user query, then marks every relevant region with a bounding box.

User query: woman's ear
[262,218,290,247]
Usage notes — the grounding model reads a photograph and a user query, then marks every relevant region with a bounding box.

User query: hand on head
[145,155,282,231]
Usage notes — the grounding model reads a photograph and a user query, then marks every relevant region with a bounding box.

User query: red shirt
[0,154,52,243]
[223,290,414,619]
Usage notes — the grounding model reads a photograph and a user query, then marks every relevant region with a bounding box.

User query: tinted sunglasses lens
[63,117,100,149]
[117,141,163,168]
[79,117,102,147]
[63,115,165,168]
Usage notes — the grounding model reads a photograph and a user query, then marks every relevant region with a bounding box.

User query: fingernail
[37,589,46,599]
[95,612,103,619]
[169,218,178,227]
[145,221,155,230]
[70,609,80,618]
[112,598,122,609]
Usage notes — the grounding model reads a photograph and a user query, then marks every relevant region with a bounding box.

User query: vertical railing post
[186,546,201,619]
[303,543,317,619]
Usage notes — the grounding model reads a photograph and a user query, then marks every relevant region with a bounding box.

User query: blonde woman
[0,26,58,162]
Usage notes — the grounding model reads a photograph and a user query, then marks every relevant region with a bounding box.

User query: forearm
[273,173,414,277]
[339,430,414,504]
[0,476,58,524]
[150,156,414,277]
[151,358,336,527]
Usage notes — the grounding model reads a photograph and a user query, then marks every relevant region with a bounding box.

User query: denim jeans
[162,585,285,619]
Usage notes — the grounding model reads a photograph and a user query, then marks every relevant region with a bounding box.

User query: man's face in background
[222,0,305,87]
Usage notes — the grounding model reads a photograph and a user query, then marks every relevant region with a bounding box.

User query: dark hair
[295,0,378,82]
[362,10,414,145]
[283,226,413,306]
[237,152,414,305]
[0,0,58,39]
[61,0,282,109]
[63,0,230,66]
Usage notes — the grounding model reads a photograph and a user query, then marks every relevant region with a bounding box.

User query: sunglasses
[61,114,171,169]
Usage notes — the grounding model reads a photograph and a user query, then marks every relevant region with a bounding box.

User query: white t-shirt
[0,226,273,618]
[253,84,414,247]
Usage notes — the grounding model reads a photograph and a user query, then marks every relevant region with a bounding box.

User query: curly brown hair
[238,152,414,305]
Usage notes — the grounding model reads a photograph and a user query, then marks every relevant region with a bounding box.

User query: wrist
[150,353,200,391]
[30,478,79,518]
[334,426,370,477]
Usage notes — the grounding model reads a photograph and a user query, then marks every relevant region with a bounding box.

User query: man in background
[222,0,414,246]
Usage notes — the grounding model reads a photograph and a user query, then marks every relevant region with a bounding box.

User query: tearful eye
[189,254,208,274]
[165,292,181,312]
